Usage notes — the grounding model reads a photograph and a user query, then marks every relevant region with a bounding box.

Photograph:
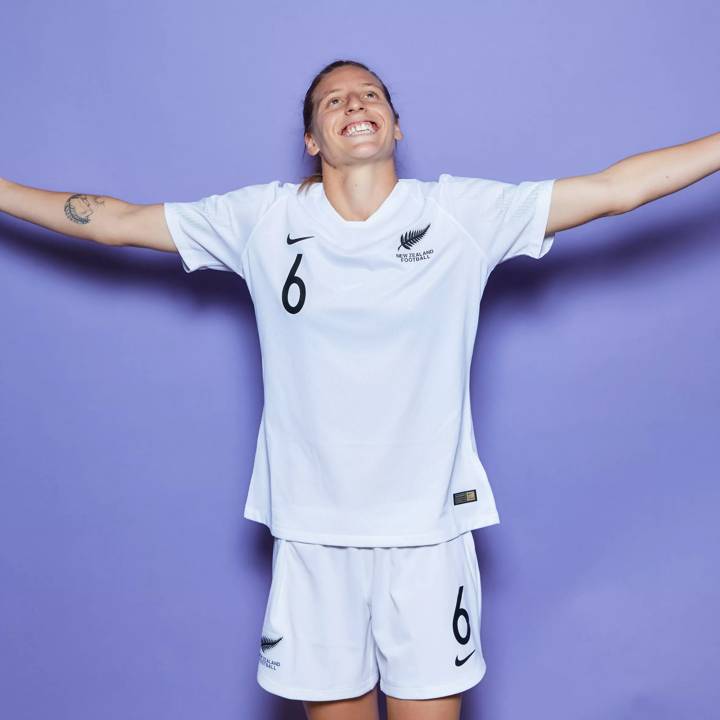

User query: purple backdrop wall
[1,1,719,718]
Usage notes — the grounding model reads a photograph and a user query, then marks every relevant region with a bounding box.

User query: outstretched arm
[0,177,176,252]
[546,130,720,235]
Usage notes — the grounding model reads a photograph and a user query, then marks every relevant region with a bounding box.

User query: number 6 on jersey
[282,253,306,314]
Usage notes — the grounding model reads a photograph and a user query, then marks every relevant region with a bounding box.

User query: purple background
[2,1,719,718]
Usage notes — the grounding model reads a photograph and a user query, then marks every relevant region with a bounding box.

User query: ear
[393,122,404,143]
[305,132,320,157]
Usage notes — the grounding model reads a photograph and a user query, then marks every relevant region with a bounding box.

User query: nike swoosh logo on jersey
[455,649,475,666]
[287,234,314,244]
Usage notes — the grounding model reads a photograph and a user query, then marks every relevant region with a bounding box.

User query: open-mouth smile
[341,120,379,137]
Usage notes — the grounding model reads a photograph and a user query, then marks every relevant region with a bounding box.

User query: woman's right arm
[0,177,177,253]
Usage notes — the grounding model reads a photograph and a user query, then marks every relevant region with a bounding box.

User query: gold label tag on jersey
[453,489,477,506]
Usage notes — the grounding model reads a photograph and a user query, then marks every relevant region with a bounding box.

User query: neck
[320,160,398,221]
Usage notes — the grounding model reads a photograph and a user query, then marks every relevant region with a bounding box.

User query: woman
[1,58,717,720]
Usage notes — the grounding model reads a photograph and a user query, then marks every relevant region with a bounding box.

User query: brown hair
[298,59,401,194]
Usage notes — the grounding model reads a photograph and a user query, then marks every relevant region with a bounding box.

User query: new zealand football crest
[259,634,283,671]
[396,223,434,263]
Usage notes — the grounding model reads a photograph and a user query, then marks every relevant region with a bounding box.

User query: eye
[326,90,379,107]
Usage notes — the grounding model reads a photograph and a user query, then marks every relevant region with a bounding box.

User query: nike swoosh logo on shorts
[287,234,314,244]
[455,649,476,666]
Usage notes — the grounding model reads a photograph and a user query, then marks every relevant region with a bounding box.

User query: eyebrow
[319,82,381,101]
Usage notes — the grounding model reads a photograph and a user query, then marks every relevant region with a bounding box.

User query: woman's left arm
[546,130,720,235]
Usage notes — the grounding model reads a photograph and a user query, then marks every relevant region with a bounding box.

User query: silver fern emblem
[260,634,283,652]
[398,223,431,251]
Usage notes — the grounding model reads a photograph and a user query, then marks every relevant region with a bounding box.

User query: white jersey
[164,174,556,546]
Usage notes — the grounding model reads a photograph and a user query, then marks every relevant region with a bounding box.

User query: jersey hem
[243,506,500,547]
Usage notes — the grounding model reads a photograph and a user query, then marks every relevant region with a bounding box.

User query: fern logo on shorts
[396,223,434,263]
[260,634,283,652]
[259,634,283,671]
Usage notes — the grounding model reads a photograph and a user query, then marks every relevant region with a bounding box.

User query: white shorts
[256,531,485,701]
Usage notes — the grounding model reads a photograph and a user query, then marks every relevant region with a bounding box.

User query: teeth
[343,121,376,136]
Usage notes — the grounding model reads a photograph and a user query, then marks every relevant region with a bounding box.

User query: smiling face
[304,65,403,170]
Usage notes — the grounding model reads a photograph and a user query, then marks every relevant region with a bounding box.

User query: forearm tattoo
[64,193,106,225]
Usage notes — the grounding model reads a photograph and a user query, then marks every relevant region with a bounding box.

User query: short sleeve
[163,181,281,277]
[439,174,556,270]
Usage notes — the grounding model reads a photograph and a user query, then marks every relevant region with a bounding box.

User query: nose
[345,93,365,112]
